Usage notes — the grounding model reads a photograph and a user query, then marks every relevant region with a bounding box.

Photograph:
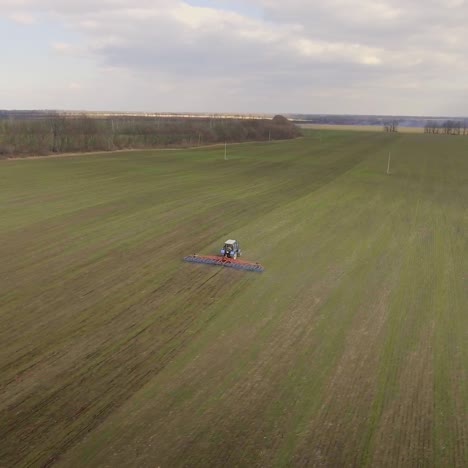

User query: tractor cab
[221,239,241,259]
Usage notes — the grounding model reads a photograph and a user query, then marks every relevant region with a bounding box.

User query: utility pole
[387,151,392,175]
[198,133,201,146]
[224,142,227,160]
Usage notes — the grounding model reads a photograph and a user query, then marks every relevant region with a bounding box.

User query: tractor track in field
[0,262,235,467]
[1,134,390,466]
[2,132,466,467]
[1,202,253,466]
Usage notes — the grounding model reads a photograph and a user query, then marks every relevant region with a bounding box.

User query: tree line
[0,114,301,157]
[424,120,467,135]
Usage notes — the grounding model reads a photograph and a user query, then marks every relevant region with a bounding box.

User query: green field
[0,131,466,467]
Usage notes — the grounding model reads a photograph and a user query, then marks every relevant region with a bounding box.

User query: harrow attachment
[184,255,264,273]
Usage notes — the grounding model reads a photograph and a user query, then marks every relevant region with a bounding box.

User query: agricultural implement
[184,240,264,273]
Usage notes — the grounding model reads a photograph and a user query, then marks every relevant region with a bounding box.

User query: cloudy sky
[1,0,467,115]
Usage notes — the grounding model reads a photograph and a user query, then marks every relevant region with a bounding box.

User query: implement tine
[183,255,264,273]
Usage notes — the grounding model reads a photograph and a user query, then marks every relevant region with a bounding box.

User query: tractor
[220,239,241,259]
[184,239,264,272]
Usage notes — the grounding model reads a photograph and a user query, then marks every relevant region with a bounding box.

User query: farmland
[0,131,466,467]
[299,123,425,133]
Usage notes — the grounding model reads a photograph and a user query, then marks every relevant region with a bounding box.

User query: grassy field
[299,124,425,133]
[0,131,466,467]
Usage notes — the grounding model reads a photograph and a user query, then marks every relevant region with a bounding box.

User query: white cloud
[9,12,35,24]
[1,0,468,115]
[68,82,82,90]
[52,42,72,51]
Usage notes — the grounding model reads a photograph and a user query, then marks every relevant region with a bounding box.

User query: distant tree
[271,115,290,125]
[424,121,441,134]
[268,115,301,140]
[384,120,399,133]
[441,120,458,135]
[50,114,67,152]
